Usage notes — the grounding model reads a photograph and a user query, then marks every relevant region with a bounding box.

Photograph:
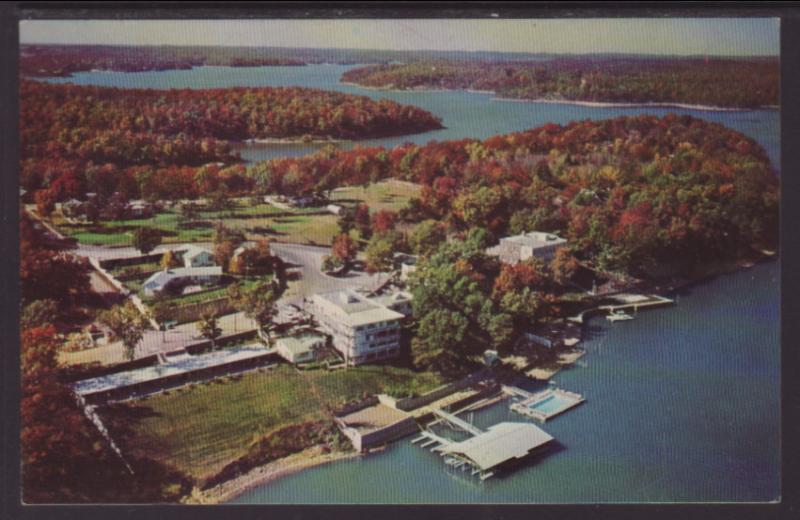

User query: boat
[606,309,634,322]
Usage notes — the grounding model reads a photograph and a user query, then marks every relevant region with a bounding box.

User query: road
[73,240,388,300]
[62,240,389,363]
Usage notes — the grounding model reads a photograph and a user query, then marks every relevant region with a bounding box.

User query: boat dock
[568,293,674,324]
[413,407,555,481]
[599,293,674,314]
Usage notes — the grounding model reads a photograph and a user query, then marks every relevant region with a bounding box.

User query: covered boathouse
[439,422,554,479]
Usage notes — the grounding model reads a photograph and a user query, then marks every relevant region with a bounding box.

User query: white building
[307,289,405,365]
[181,245,216,268]
[488,231,568,265]
[369,291,413,318]
[274,332,327,364]
[142,266,222,297]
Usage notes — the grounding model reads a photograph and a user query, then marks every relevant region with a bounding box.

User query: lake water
[41,65,780,171]
[41,65,781,503]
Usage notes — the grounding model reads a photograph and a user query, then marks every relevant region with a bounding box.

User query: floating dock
[509,387,585,422]
[569,293,673,324]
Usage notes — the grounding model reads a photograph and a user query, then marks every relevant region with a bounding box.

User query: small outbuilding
[274,332,327,364]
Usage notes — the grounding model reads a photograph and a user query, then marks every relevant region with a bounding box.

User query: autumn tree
[132,227,161,255]
[354,203,372,240]
[331,233,358,270]
[160,249,180,270]
[371,209,397,234]
[21,326,103,502]
[35,189,57,218]
[550,248,580,286]
[20,224,91,305]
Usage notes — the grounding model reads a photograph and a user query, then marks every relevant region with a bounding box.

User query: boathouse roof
[440,422,553,471]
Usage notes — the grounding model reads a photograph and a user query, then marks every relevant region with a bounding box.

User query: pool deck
[509,387,586,422]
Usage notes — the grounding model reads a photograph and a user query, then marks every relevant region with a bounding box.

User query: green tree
[408,219,446,258]
[132,227,161,255]
[21,299,60,330]
[409,235,502,373]
[99,301,149,361]
[197,313,223,351]
[321,254,343,273]
[411,309,469,375]
[238,280,281,336]
[364,231,405,273]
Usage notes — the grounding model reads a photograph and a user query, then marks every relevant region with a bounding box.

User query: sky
[19,18,780,56]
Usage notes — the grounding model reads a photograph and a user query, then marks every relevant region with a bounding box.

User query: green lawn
[51,180,422,247]
[102,364,442,480]
[153,277,263,307]
[330,179,422,213]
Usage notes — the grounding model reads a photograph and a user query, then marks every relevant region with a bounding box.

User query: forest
[19,80,443,195]
[246,114,779,279]
[20,45,309,76]
[341,57,779,108]
[21,44,613,77]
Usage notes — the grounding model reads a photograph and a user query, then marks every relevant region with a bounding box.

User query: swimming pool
[510,388,585,422]
[528,393,574,414]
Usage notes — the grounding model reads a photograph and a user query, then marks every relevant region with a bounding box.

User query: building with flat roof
[488,231,568,265]
[335,401,419,452]
[307,289,405,365]
[440,422,554,474]
[274,332,326,364]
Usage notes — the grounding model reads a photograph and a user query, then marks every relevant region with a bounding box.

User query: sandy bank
[340,80,774,112]
[184,445,360,504]
[491,97,774,112]
[243,137,347,145]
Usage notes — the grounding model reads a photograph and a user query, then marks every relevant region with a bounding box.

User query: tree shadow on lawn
[99,401,164,444]
[250,225,287,236]
[178,220,213,230]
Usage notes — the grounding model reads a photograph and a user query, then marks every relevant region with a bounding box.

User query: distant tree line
[341,57,779,108]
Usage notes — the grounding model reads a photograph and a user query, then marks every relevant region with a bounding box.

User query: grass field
[102,364,442,481]
[51,180,422,247]
[330,179,422,213]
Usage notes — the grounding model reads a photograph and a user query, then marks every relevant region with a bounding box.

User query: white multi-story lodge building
[308,289,407,365]
[489,231,568,265]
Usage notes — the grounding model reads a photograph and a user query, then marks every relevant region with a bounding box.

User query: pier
[569,293,674,324]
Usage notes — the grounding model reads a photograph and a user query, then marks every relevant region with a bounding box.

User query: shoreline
[185,446,360,504]
[340,81,775,112]
[242,137,348,145]
[491,96,773,112]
